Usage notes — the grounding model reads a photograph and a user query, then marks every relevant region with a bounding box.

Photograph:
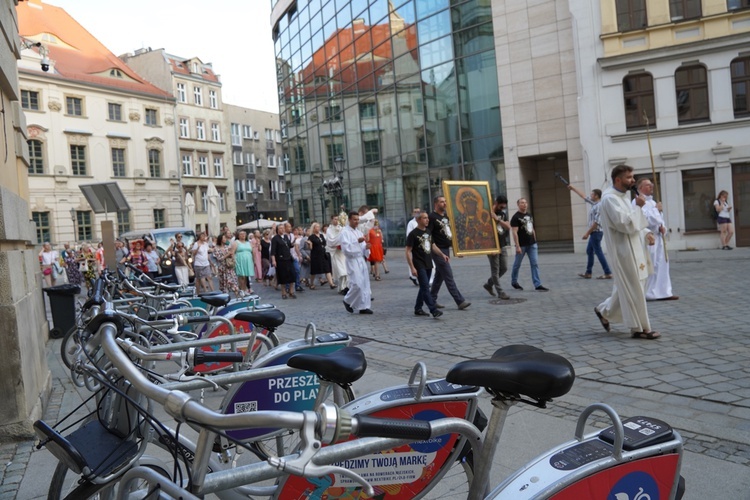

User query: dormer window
[192,61,199,73]
[110,69,124,78]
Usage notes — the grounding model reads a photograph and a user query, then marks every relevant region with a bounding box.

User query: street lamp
[69,208,77,241]
[326,156,345,211]
[245,188,260,230]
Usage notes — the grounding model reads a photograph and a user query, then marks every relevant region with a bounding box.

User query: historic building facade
[122,48,235,233]
[225,104,287,226]
[571,0,750,249]
[18,0,180,244]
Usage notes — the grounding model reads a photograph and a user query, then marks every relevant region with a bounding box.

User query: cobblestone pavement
[2,246,749,498]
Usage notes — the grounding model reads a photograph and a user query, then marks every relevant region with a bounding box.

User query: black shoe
[483,283,496,296]
[414,309,429,316]
[536,286,549,292]
[432,309,443,318]
[499,291,510,300]
[512,283,523,290]
[343,301,353,313]
[359,308,373,314]
[435,303,445,309]
[409,277,419,286]
[342,287,350,295]
[296,286,304,292]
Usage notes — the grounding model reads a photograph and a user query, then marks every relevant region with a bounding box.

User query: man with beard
[595,164,660,340]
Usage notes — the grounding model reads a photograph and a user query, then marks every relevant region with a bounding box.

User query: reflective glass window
[457,51,501,140]
[451,0,492,30]
[370,0,389,24]
[418,10,451,45]
[453,22,494,57]
[416,0,449,19]
[419,35,454,70]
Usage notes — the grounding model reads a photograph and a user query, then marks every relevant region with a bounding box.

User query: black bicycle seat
[447,345,574,403]
[200,294,230,307]
[234,308,285,329]
[287,347,367,385]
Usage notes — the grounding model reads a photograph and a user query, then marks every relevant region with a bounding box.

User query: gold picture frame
[442,180,500,256]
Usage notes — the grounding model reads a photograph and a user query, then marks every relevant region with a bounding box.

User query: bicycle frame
[277,362,483,499]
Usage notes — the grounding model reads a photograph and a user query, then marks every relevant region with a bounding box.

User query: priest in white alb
[326,212,348,294]
[341,211,373,314]
[594,164,660,340]
[633,178,678,301]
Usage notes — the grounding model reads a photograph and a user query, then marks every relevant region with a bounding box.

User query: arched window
[27,139,44,174]
[731,56,750,118]
[623,72,655,130]
[675,64,709,124]
[616,0,647,32]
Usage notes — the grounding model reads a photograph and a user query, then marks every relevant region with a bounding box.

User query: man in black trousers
[428,195,471,310]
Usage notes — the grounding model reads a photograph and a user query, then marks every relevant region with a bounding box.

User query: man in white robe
[633,178,678,301]
[595,164,660,339]
[325,213,348,294]
[341,212,373,314]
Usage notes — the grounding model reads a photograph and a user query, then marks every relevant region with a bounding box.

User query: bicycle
[39,310,686,499]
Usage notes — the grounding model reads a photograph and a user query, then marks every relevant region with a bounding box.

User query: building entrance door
[732,163,750,247]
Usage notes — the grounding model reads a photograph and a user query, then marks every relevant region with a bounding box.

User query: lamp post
[69,208,77,242]
[332,156,345,210]
[245,187,260,231]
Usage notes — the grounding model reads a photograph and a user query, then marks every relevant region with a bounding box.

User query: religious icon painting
[442,180,500,256]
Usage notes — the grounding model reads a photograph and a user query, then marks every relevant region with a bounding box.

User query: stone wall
[0,0,51,441]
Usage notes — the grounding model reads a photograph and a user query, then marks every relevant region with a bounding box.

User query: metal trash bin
[43,284,81,339]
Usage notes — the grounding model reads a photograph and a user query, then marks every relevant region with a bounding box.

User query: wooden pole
[643,111,668,262]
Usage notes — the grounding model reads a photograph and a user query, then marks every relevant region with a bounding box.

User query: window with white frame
[77,211,94,241]
[211,123,221,141]
[145,108,158,126]
[176,83,186,103]
[214,156,224,177]
[196,120,205,140]
[269,180,279,200]
[245,152,254,173]
[209,89,218,109]
[182,154,193,176]
[247,178,257,193]
[117,211,131,235]
[148,149,161,177]
[243,125,252,138]
[111,148,126,177]
[201,191,208,212]
[70,145,87,175]
[283,153,290,172]
[279,179,286,193]
[219,190,226,211]
[231,123,241,145]
[153,209,165,229]
[198,155,208,177]
[193,86,203,106]
[233,151,243,165]
[275,130,282,143]
[179,118,189,138]
[267,154,276,168]
[32,211,50,244]
[108,102,122,121]
[28,139,44,174]
[21,90,40,110]
[66,96,84,116]
[235,179,246,200]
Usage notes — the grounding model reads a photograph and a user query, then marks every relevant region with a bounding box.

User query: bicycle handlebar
[354,415,432,440]
[193,349,243,365]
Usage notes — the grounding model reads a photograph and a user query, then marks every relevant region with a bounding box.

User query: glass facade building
[272,0,503,245]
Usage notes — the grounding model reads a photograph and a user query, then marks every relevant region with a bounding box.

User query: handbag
[43,267,52,276]
[188,266,195,278]
[225,254,235,268]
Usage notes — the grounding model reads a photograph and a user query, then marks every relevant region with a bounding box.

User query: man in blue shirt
[569,184,612,279]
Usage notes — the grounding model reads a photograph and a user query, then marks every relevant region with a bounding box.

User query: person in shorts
[191,232,215,293]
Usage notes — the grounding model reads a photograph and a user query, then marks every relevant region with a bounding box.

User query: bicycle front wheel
[48,461,171,500]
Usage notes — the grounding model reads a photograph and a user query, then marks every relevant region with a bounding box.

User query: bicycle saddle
[234,308,286,329]
[446,345,574,403]
[200,293,230,307]
[287,347,367,385]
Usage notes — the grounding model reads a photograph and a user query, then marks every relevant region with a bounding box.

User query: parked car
[120,227,196,283]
